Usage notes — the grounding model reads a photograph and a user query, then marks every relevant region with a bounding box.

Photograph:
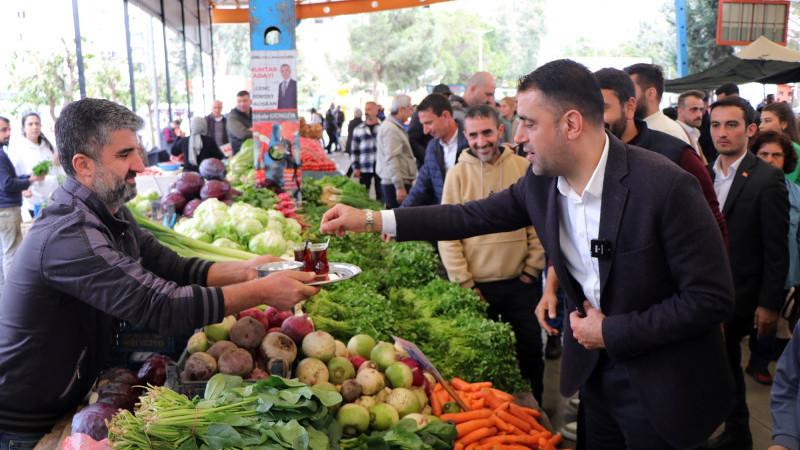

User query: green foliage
[87,53,130,106]
[685,0,733,74]
[212,24,251,77]
[340,418,457,450]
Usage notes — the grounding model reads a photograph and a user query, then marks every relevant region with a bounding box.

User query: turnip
[336,403,370,436]
[187,331,210,354]
[399,357,425,387]
[260,332,297,363]
[370,341,396,371]
[280,314,314,345]
[356,368,385,395]
[410,386,429,408]
[369,403,399,431]
[422,372,436,396]
[328,356,355,384]
[301,331,336,362]
[347,334,376,358]
[340,379,362,403]
[386,387,420,417]
[334,340,349,358]
[385,362,413,389]
[296,357,329,385]
[358,360,378,373]
[355,395,377,409]
[403,413,429,430]
[375,387,391,404]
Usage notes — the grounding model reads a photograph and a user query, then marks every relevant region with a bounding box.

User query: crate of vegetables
[165,308,309,397]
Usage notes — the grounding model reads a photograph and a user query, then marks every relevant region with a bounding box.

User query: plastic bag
[62,433,111,450]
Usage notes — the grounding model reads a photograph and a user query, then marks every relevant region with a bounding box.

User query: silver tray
[306,262,362,286]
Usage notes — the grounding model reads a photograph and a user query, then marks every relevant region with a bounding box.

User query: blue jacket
[772,321,800,449]
[401,129,469,207]
[0,146,30,208]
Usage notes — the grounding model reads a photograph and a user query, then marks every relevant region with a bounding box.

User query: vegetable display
[107,374,343,449]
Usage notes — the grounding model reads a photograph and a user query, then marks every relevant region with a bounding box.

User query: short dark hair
[465,104,501,127]
[678,90,706,108]
[762,102,800,143]
[749,130,798,174]
[715,82,739,97]
[517,59,604,126]
[237,90,250,97]
[594,68,635,106]
[55,98,143,177]
[710,95,756,126]
[417,93,453,117]
[623,63,665,101]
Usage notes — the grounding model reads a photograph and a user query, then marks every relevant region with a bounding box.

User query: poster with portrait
[251,50,298,122]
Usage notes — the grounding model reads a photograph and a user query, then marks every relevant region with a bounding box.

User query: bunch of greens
[32,160,53,176]
[339,418,457,450]
[107,374,342,450]
[301,176,382,210]
[235,184,278,211]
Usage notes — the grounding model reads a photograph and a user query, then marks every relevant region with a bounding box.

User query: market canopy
[664,36,800,92]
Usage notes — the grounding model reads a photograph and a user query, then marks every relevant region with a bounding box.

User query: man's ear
[562,110,583,141]
[624,97,636,120]
[646,87,658,103]
[746,122,758,137]
[72,153,95,178]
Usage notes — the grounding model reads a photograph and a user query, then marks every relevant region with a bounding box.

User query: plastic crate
[166,348,292,397]
[112,322,189,364]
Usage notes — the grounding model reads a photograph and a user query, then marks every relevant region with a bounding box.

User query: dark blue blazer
[395,132,735,448]
[277,79,297,110]
[401,130,469,207]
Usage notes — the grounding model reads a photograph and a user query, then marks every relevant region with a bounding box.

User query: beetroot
[101,368,139,385]
[280,314,314,345]
[137,354,170,386]
[199,158,227,180]
[400,357,424,387]
[200,180,231,201]
[271,309,293,328]
[175,171,204,199]
[182,198,203,218]
[96,382,139,411]
[71,402,118,441]
[160,191,187,215]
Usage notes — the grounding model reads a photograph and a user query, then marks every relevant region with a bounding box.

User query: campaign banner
[251,50,298,122]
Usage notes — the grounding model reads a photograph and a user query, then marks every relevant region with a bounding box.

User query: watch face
[269,144,286,160]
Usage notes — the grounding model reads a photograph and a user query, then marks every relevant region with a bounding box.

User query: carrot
[481,389,506,410]
[464,443,479,450]
[471,398,486,410]
[431,390,443,416]
[489,388,515,402]
[507,403,539,429]
[539,437,557,450]
[451,377,472,391]
[457,418,495,437]
[440,409,494,423]
[454,443,465,450]
[468,381,493,390]
[457,427,497,446]
[495,401,511,412]
[495,410,532,433]
[476,434,541,446]
[548,434,563,446]
[513,404,542,418]
[434,383,444,393]
[437,390,453,405]
[491,413,514,433]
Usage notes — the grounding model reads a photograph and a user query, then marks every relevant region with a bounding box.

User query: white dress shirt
[645,110,692,145]
[441,132,459,171]
[556,135,609,312]
[712,151,747,209]
[381,135,610,313]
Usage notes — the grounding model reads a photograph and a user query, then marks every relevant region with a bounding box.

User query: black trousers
[721,314,755,442]
[580,352,676,450]
[325,129,339,152]
[474,277,544,404]
[358,172,382,201]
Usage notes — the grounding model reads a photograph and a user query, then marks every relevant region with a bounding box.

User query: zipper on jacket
[58,346,87,399]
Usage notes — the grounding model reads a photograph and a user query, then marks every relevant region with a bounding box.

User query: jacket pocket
[58,346,87,400]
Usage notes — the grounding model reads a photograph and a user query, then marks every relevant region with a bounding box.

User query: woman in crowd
[747,131,800,385]
[499,97,520,150]
[759,102,800,185]
[170,117,225,173]
[8,112,62,218]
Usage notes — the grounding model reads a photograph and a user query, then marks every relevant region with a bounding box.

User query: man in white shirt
[204,100,228,148]
[677,90,708,164]
[401,94,469,207]
[321,59,735,449]
[624,63,693,145]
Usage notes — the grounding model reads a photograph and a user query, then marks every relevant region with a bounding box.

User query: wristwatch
[364,210,374,232]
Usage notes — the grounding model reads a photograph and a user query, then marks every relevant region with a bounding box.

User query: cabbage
[134,201,151,214]
[195,206,228,235]
[194,198,229,217]
[174,218,199,236]
[285,217,302,236]
[228,202,270,226]
[212,238,243,250]
[266,210,286,226]
[248,230,287,255]
[185,229,212,243]
[265,220,283,236]
[224,216,264,242]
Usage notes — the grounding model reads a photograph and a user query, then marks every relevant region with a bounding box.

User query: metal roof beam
[211,0,453,23]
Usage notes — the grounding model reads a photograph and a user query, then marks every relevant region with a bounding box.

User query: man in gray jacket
[0,98,318,447]
[376,94,417,208]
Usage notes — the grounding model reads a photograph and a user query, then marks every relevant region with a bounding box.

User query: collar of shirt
[557,134,610,201]
[214,116,224,122]
[440,131,459,170]
[713,150,746,180]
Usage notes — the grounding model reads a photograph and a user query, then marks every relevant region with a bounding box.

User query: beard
[93,165,137,212]
[605,115,628,140]
[634,97,648,120]
[475,143,500,163]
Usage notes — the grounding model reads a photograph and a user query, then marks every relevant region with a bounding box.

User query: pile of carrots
[430,378,566,450]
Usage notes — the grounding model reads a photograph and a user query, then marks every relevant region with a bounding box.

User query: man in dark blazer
[277,64,297,110]
[321,59,735,449]
[703,95,789,450]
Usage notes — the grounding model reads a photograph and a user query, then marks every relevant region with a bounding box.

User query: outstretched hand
[320,204,370,236]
